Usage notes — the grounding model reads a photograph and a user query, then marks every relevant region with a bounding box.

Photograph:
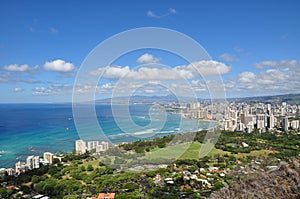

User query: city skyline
[0,0,299,103]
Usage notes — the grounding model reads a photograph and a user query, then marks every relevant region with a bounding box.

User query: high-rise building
[26,155,40,170]
[87,141,99,151]
[96,144,104,153]
[43,152,54,164]
[267,114,275,129]
[291,120,299,129]
[75,139,86,154]
[282,116,289,131]
[237,123,245,132]
[101,141,109,151]
[15,161,28,174]
[240,112,246,124]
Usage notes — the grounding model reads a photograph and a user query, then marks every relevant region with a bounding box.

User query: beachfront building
[87,141,99,151]
[15,161,28,174]
[6,168,15,176]
[43,152,54,164]
[26,155,40,170]
[76,139,87,154]
[101,141,109,151]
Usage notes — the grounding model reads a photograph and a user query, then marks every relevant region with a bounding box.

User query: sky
[0,0,299,103]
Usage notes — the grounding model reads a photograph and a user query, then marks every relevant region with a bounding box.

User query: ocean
[0,103,216,168]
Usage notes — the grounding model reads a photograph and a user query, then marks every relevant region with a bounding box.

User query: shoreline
[0,119,219,169]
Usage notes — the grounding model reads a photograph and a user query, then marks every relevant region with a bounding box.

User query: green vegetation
[1,130,299,198]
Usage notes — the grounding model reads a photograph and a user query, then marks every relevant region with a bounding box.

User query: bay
[0,103,215,168]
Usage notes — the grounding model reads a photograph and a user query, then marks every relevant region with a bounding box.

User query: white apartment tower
[15,161,28,174]
[75,139,86,154]
[43,152,54,164]
[26,155,40,170]
[87,141,99,151]
[267,114,275,129]
[282,116,289,131]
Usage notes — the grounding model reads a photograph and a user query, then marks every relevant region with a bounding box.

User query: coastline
[0,103,218,168]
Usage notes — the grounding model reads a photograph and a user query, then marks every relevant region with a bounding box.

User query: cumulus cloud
[227,60,300,95]
[238,72,256,83]
[3,64,33,72]
[254,59,297,69]
[175,60,231,78]
[90,60,231,80]
[14,87,24,92]
[32,87,55,95]
[147,8,177,18]
[90,66,130,79]
[43,59,75,72]
[219,53,239,62]
[137,53,160,64]
[32,84,71,95]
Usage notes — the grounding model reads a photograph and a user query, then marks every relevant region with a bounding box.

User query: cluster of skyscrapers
[174,101,300,133]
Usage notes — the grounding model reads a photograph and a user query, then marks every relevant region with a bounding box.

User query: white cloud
[147,10,156,17]
[175,60,231,78]
[147,8,177,18]
[169,8,177,14]
[137,53,160,64]
[219,53,239,62]
[32,84,71,95]
[145,89,155,94]
[90,66,130,79]
[91,60,230,80]
[3,64,31,72]
[32,87,54,95]
[102,83,114,89]
[227,59,300,95]
[238,72,256,83]
[50,27,58,34]
[43,59,74,72]
[254,59,297,69]
[14,87,24,92]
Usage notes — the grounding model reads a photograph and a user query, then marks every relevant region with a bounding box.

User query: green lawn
[145,142,230,160]
[145,141,275,160]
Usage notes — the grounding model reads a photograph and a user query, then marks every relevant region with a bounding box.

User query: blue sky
[0,0,299,103]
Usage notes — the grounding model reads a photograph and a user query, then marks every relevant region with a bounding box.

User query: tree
[0,188,8,198]
[211,181,224,191]
[86,164,94,171]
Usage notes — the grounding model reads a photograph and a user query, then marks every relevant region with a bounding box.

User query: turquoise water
[0,104,216,168]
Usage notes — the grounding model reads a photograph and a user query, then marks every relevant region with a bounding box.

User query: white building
[291,120,299,129]
[95,141,109,153]
[15,161,28,174]
[282,116,289,131]
[26,155,40,170]
[101,141,109,151]
[87,141,99,151]
[267,114,275,129]
[43,152,54,164]
[6,168,15,176]
[75,139,86,154]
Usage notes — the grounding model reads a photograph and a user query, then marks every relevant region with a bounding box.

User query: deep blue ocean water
[0,104,215,168]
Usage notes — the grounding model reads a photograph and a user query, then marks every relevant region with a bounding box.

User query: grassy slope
[145,141,275,160]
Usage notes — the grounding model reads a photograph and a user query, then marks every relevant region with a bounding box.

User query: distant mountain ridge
[227,93,300,105]
[95,93,300,104]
